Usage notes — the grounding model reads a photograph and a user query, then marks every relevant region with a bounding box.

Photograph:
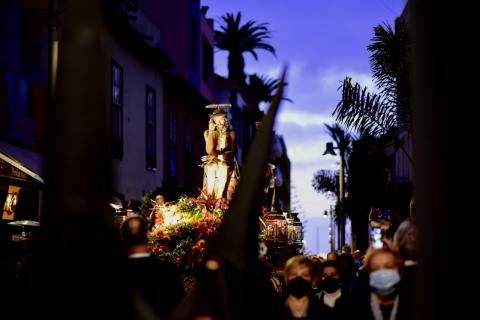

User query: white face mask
[369,268,400,296]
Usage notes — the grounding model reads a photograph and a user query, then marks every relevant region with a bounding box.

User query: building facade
[140,0,215,197]
[0,0,48,222]
[105,2,170,202]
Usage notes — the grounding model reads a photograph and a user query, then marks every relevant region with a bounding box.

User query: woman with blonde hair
[278,255,320,319]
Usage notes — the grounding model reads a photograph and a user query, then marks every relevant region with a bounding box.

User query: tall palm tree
[333,19,412,163]
[215,12,275,83]
[334,77,413,163]
[331,19,412,250]
[335,19,409,134]
[312,124,352,246]
[334,77,393,137]
[324,124,352,171]
[368,18,409,127]
[247,73,291,108]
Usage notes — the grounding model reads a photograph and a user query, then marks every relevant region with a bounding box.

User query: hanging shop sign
[2,185,20,220]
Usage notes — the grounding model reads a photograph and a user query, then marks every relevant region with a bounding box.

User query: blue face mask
[369,268,400,296]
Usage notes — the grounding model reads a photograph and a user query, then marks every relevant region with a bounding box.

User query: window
[18,78,32,117]
[145,86,156,170]
[111,60,123,159]
[5,71,17,111]
[168,110,177,180]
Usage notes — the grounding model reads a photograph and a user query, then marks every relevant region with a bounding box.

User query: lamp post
[323,142,346,249]
[324,206,335,252]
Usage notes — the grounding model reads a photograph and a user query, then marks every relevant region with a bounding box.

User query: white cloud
[319,69,376,93]
[245,61,306,92]
[245,64,279,79]
[278,111,333,127]
[287,144,338,166]
[291,165,335,217]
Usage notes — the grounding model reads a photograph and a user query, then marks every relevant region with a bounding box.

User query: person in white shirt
[313,260,352,320]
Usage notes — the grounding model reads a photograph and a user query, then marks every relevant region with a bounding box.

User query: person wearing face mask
[278,256,321,319]
[354,248,413,320]
[313,260,352,320]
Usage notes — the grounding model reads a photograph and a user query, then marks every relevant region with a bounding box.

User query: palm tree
[312,124,352,246]
[324,123,353,172]
[368,18,409,127]
[247,73,292,108]
[333,19,412,163]
[334,77,413,163]
[312,169,338,198]
[215,12,275,83]
[334,77,393,137]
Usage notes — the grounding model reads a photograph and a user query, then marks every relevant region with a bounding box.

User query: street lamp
[323,142,346,249]
[324,207,335,252]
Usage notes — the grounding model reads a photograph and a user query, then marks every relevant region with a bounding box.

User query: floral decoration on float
[147,191,228,270]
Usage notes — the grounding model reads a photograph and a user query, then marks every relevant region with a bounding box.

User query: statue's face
[213,114,228,131]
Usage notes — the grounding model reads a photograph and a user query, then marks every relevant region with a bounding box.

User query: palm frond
[215,12,275,57]
[215,12,275,82]
[312,169,338,199]
[333,77,398,137]
[247,74,291,107]
[367,19,410,129]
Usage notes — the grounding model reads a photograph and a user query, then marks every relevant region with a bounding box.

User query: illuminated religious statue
[202,104,240,201]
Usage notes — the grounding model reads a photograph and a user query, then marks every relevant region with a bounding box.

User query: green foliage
[140,187,161,216]
[334,19,410,137]
[148,194,227,270]
[247,74,292,107]
[312,124,352,197]
[334,77,400,138]
[368,18,410,126]
[312,169,338,198]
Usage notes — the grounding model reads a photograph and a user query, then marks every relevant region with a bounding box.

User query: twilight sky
[202,0,406,254]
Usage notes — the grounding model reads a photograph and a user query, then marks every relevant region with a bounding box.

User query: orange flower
[155,212,164,225]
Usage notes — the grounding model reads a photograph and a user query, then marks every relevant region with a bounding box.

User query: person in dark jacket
[313,260,352,320]
[122,215,184,318]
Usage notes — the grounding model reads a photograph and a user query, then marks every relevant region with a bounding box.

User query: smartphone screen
[370,227,383,249]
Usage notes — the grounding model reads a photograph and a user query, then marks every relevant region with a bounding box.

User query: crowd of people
[117,198,417,320]
[272,201,417,320]
[0,200,417,319]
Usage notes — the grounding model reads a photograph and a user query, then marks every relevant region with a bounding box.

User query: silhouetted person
[327,251,338,261]
[122,215,184,318]
[393,213,417,319]
[341,244,351,255]
[337,253,358,295]
[353,250,364,271]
